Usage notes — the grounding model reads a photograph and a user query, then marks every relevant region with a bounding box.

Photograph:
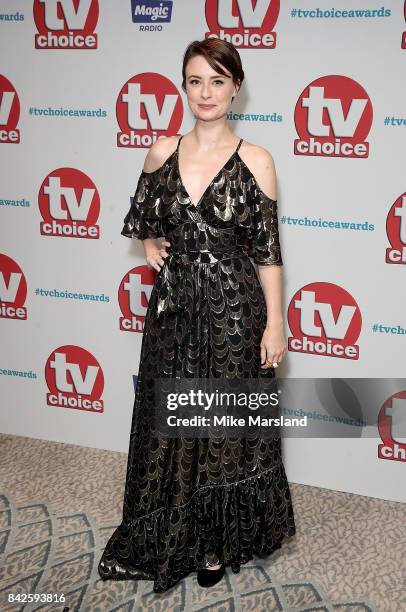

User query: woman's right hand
[145,239,171,273]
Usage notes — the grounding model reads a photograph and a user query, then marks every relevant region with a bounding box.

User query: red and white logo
[39,168,100,238]
[288,282,362,359]
[294,75,373,158]
[45,345,104,412]
[377,390,406,462]
[0,254,27,321]
[34,0,98,50]
[119,265,157,333]
[0,74,20,144]
[205,0,279,48]
[402,1,406,48]
[386,193,406,265]
[117,73,183,148]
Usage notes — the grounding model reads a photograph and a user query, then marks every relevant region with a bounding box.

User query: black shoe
[197,563,225,588]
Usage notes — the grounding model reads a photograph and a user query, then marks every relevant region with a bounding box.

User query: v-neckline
[176,136,243,208]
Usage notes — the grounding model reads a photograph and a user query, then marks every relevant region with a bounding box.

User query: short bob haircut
[181,39,244,100]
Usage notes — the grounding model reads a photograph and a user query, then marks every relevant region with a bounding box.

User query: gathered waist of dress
[165,246,247,265]
[155,245,249,317]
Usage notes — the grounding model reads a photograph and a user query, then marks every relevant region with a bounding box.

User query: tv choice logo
[45,346,104,413]
[34,0,99,49]
[116,73,183,148]
[132,0,173,27]
[119,265,157,332]
[377,390,406,462]
[0,74,20,144]
[0,254,27,321]
[287,282,362,360]
[386,193,406,264]
[205,0,279,48]
[294,75,373,158]
[39,168,100,239]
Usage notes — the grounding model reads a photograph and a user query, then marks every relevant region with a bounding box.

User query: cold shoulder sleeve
[121,171,162,240]
[246,186,283,266]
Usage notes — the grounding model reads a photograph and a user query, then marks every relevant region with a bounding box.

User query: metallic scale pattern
[98,137,296,593]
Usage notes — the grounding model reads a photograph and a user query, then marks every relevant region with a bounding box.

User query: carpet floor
[0,434,403,611]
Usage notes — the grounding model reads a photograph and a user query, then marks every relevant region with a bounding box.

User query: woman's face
[184,54,239,121]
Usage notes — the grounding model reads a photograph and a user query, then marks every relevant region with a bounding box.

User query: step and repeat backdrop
[1,1,405,502]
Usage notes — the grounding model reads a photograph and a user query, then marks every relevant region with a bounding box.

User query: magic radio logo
[287,282,362,360]
[377,390,406,462]
[386,192,406,265]
[39,168,100,239]
[294,75,373,158]
[119,265,156,333]
[0,74,20,144]
[45,346,104,413]
[0,254,27,321]
[34,0,99,49]
[205,0,279,48]
[132,0,173,27]
[116,73,183,148]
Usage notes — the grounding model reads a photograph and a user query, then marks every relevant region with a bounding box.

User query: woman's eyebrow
[187,74,231,79]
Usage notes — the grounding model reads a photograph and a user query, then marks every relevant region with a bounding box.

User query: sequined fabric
[97,137,296,593]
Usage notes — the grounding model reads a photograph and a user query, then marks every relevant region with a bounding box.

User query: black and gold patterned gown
[98,136,296,593]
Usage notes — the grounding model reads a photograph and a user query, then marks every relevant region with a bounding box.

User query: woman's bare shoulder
[239,140,275,167]
[142,135,181,173]
[238,140,277,200]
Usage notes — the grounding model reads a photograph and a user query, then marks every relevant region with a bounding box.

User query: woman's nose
[201,84,211,98]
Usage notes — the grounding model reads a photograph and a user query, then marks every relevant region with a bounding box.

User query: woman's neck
[188,120,236,149]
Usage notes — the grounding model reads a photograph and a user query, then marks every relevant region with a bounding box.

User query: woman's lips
[198,104,216,109]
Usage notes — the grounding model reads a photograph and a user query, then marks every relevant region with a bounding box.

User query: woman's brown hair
[181,39,244,100]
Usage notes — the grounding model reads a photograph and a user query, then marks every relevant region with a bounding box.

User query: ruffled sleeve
[121,171,162,240]
[246,187,283,266]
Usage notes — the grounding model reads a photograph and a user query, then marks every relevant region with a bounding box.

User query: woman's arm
[257,264,284,326]
[241,144,287,367]
[257,264,286,366]
[138,138,179,271]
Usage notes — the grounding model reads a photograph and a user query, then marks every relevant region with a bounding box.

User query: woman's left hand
[260,321,287,368]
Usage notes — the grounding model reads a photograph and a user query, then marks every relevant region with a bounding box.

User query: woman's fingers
[260,346,286,368]
[272,348,286,366]
[147,259,160,272]
[260,343,268,368]
[147,255,163,272]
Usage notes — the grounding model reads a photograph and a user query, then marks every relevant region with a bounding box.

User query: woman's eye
[188,79,224,85]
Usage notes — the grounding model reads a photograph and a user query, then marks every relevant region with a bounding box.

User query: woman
[98,38,296,593]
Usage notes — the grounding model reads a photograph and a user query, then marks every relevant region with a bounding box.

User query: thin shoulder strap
[176,135,183,152]
[236,138,243,152]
